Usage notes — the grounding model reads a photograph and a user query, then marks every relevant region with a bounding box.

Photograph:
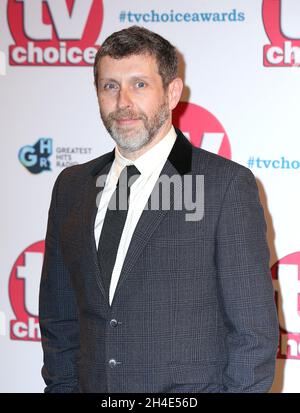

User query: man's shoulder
[190,145,253,179]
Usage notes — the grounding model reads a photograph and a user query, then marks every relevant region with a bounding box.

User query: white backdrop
[0,0,299,393]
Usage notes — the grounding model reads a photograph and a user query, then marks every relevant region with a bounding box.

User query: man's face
[97,53,171,153]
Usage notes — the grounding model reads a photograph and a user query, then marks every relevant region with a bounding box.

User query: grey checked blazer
[39,128,279,393]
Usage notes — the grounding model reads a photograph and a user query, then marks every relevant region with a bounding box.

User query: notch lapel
[82,150,114,303]
[111,129,193,306]
[83,129,193,307]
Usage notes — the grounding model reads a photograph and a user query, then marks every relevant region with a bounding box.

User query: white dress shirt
[94,125,177,306]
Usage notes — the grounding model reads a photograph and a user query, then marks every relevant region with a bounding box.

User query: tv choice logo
[272,252,300,360]
[263,0,300,66]
[19,138,52,174]
[173,101,231,159]
[9,241,45,341]
[7,0,103,66]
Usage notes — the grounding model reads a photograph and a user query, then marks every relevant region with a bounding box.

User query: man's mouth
[115,118,140,126]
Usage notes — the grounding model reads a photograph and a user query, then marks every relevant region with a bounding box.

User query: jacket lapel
[82,150,115,303]
[84,129,193,306]
[112,129,193,305]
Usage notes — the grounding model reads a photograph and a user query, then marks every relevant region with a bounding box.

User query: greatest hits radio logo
[19,138,52,174]
[9,241,45,341]
[7,0,103,66]
[263,0,300,66]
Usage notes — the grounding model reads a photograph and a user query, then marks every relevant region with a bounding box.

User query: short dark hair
[94,25,178,89]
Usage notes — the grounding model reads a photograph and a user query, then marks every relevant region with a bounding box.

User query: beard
[100,99,170,153]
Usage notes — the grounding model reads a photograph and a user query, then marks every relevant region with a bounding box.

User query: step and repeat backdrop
[1,0,300,393]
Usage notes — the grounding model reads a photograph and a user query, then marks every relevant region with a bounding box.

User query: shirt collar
[113,125,176,180]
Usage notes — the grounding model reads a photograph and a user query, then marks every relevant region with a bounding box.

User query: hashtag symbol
[247,157,254,168]
[119,11,126,22]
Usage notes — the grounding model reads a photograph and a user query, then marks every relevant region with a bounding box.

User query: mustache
[108,109,147,121]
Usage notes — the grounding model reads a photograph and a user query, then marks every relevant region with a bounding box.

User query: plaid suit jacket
[39,128,279,393]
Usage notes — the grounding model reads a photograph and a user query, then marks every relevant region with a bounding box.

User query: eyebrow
[99,75,153,82]
[99,78,118,83]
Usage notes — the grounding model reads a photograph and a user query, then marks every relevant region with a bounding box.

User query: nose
[117,87,132,109]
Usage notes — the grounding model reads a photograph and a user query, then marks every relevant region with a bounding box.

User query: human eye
[136,80,146,88]
[102,82,118,90]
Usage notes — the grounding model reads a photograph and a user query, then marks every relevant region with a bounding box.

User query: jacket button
[109,359,117,368]
[110,319,118,327]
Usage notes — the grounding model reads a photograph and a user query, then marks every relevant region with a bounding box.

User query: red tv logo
[173,101,231,159]
[263,0,300,66]
[9,241,45,341]
[8,0,103,66]
[272,252,300,359]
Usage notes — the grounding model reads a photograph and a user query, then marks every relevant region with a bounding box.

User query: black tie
[97,164,141,296]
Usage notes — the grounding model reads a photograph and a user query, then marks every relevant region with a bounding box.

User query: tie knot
[117,164,140,188]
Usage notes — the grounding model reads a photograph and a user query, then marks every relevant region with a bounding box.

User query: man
[39,26,279,393]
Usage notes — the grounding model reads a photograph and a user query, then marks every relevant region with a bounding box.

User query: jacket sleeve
[39,170,80,393]
[215,166,279,393]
